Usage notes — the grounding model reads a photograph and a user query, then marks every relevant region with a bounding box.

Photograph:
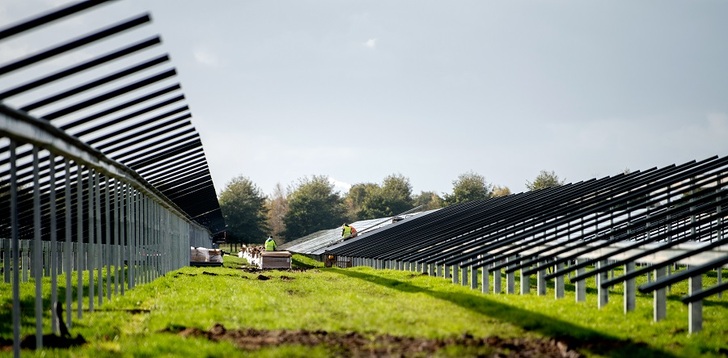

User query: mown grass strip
[0,255,726,357]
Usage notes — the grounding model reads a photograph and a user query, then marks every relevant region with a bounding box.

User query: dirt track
[163,323,583,357]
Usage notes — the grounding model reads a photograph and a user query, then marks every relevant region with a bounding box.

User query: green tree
[265,183,288,243]
[218,175,269,245]
[444,171,493,205]
[526,170,565,191]
[412,191,444,210]
[283,175,347,239]
[491,185,511,197]
[357,174,414,219]
[344,182,379,220]
[380,173,414,214]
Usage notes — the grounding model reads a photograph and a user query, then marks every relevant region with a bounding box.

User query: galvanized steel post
[624,262,636,313]
[653,266,667,321]
[688,275,702,333]
[554,262,565,299]
[598,260,609,309]
[575,258,586,302]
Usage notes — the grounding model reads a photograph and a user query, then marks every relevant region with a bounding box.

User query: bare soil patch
[163,323,582,357]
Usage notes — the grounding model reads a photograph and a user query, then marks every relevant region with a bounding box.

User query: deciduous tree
[218,175,269,245]
[526,170,565,191]
[265,183,288,243]
[491,185,511,197]
[413,191,444,210]
[444,172,492,205]
[344,182,379,220]
[356,174,415,219]
[283,175,347,239]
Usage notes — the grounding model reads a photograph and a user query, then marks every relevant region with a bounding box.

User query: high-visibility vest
[265,238,276,251]
[342,225,352,238]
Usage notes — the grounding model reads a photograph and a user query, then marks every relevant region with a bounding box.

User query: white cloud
[329,177,352,194]
[363,38,377,49]
[193,48,220,67]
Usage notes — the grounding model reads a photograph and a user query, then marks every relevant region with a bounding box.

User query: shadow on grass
[0,265,150,338]
[333,269,676,358]
[291,257,317,269]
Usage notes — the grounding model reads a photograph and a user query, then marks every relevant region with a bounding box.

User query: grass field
[1,254,727,357]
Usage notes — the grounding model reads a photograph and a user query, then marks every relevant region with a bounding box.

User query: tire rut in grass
[162,323,582,357]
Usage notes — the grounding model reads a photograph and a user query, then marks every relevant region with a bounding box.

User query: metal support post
[63,159,73,328]
[3,239,8,284]
[481,266,489,294]
[49,154,59,335]
[597,260,608,308]
[114,181,121,295]
[452,265,460,284]
[653,266,667,321]
[537,267,546,296]
[520,267,530,295]
[129,189,136,289]
[22,241,28,282]
[32,148,43,348]
[105,178,112,301]
[95,173,103,306]
[76,165,84,319]
[555,261,565,299]
[506,257,515,294]
[10,141,21,358]
[688,275,703,333]
[718,268,723,299]
[624,262,636,313]
[88,171,95,312]
[493,266,502,294]
[575,258,586,302]
[469,266,477,289]
[462,266,469,286]
[444,264,451,279]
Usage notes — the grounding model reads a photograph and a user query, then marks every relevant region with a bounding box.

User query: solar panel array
[325,155,728,333]
[280,211,435,258]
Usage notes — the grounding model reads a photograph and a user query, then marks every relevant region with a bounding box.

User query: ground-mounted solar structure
[279,210,434,266]
[0,1,224,353]
[325,155,728,334]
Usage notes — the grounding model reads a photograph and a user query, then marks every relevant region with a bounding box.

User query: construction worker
[341,223,357,239]
[264,236,277,251]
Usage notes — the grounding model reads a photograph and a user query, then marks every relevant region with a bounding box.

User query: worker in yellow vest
[341,223,357,240]
[264,236,277,251]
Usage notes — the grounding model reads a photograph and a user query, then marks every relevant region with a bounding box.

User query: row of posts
[345,255,722,334]
[2,144,210,355]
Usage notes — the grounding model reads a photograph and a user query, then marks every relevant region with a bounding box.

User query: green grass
[1,255,727,357]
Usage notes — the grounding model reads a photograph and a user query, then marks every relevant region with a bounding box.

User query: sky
[2,0,728,197]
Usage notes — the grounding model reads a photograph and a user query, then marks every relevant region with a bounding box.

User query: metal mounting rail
[0,1,224,355]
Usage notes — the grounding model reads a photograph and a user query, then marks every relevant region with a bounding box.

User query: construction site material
[209,249,223,263]
[190,247,223,267]
[191,247,210,263]
[239,245,263,267]
[260,251,292,269]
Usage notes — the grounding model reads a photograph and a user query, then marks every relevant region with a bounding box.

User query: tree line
[218,170,565,245]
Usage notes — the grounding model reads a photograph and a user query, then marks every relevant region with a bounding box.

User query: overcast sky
[2,0,727,197]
